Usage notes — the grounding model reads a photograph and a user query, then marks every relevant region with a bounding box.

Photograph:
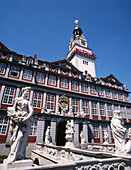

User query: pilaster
[45,72,48,86]
[90,123,94,143]
[107,124,112,143]
[57,76,60,88]
[32,70,36,83]
[105,103,109,120]
[83,121,88,143]
[89,101,92,119]
[5,64,10,78]
[29,90,34,104]
[99,123,103,143]
[50,118,57,145]
[97,102,101,120]
[74,121,79,148]
[19,67,24,80]
[0,85,5,108]
[36,117,45,144]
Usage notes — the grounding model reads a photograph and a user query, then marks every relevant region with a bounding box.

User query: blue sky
[1,0,131,99]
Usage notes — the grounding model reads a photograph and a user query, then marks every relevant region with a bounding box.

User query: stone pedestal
[81,143,87,150]
[3,159,33,169]
[65,141,74,148]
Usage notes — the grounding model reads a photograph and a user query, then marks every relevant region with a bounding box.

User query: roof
[100,74,123,85]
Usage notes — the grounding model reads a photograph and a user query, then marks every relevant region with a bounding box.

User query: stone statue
[65,120,75,148]
[45,126,52,144]
[80,131,86,144]
[103,130,109,144]
[6,87,33,163]
[68,106,73,117]
[111,110,126,154]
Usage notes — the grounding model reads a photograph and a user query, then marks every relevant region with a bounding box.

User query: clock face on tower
[81,40,85,46]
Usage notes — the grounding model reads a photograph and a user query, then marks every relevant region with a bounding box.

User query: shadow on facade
[56,121,67,146]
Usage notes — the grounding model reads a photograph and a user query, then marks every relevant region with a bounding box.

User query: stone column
[5,64,10,78]
[83,121,88,143]
[42,92,47,107]
[32,70,36,83]
[105,103,109,120]
[0,85,5,108]
[45,72,48,85]
[90,123,94,143]
[74,120,79,148]
[50,118,57,145]
[107,124,112,143]
[15,87,20,98]
[89,101,92,119]
[36,117,45,144]
[99,123,103,143]
[97,102,101,120]
[57,76,60,88]
[29,90,34,104]
[19,67,24,80]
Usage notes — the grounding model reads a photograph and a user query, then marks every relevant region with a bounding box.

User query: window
[9,66,20,77]
[0,116,9,135]
[48,75,56,86]
[92,102,97,115]
[36,72,45,83]
[90,85,95,94]
[124,93,128,101]
[82,100,88,114]
[118,92,123,100]
[72,81,78,90]
[33,92,42,109]
[2,87,15,105]
[100,103,105,116]
[105,89,110,97]
[47,94,55,111]
[81,83,87,92]
[98,87,103,96]
[102,124,107,138]
[120,106,125,118]
[29,119,37,136]
[83,60,88,65]
[0,63,6,74]
[107,104,112,117]
[112,90,116,98]
[93,124,99,138]
[126,107,131,119]
[72,98,79,114]
[61,78,68,88]
[114,105,118,112]
[23,69,32,80]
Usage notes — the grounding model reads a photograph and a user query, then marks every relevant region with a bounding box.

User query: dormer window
[9,66,20,77]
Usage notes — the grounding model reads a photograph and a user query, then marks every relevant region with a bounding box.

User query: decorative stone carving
[76,109,86,118]
[80,131,86,144]
[45,126,52,144]
[6,87,33,163]
[103,130,109,144]
[59,94,69,115]
[111,110,131,154]
[68,106,74,117]
[41,104,52,114]
[65,120,75,148]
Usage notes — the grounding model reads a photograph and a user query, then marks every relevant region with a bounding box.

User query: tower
[67,20,96,78]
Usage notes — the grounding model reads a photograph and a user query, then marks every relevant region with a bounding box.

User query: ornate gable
[101,74,123,85]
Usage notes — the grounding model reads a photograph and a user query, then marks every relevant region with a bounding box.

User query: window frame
[90,85,96,94]
[0,115,9,135]
[60,78,68,89]
[93,123,99,138]
[92,102,97,116]
[99,103,105,116]
[81,83,88,92]
[9,66,20,78]
[2,87,15,105]
[36,72,45,83]
[82,100,89,115]
[0,63,6,75]
[23,69,33,81]
[33,91,42,109]
[72,98,79,114]
[72,80,78,91]
[48,75,56,86]
[46,94,55,111]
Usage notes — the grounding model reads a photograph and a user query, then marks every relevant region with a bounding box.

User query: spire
[73,20,82,39]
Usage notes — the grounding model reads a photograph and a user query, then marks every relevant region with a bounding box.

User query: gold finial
[74,20,78,27]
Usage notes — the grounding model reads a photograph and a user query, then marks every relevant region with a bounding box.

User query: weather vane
[74,20,78,27]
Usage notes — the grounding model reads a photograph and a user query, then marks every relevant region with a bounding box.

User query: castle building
[0,21,131,147]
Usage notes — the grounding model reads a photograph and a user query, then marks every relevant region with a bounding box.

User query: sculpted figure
[80,131,86,144]
[103,130,109,144]
[68,106,73,117]
[111,110,126,153]
[7,87,33,163]
[45,126,52,144]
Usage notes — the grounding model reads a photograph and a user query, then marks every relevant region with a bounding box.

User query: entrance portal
[56,121,66,146]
